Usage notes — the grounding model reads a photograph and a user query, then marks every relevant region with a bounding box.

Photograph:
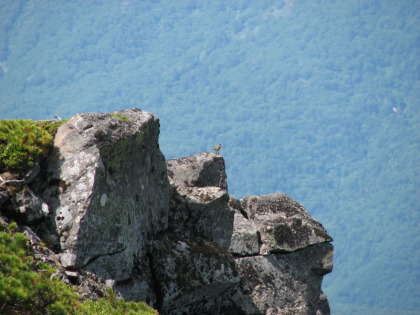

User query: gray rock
[12,185,49,223]
[43,109,169,302]
[23,162,41,184]
[235,242,334,314]
[229,209,260,256]
[228,196,260,256]
[177,186,233,249]
[0,109,334,314]
[65,270,81,285]
[113,255,157,306]
[166,152,234,249]
[167,151,227,190]
[165,157,333,314]
[0,190,10,206]
[241,193,333,254]
[317,291,332,315]
[150,234,240,314]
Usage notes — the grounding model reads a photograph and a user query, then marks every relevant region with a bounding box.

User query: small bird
[213,143,221,152]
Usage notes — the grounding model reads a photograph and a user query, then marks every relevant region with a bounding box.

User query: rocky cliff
[0,109,333,314]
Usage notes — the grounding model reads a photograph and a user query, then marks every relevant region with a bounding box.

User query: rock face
[150,234,240,314]
[163,152,333,314]
[0,109,334,314]
[166,152,233,249]
[157,152,239,313]
[12,184,49,223]
[236,243,333,314]
[166,152,228,190]
[228,194,333,314]
[50,109,168,303]
[241,194,333,254]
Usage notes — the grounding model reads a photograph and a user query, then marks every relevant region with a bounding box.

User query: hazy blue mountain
[1,1,419,313]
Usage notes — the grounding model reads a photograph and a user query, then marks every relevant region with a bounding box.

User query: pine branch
[0,175,25,187]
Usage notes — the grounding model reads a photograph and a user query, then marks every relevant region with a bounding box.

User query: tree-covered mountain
[1,0,419,313]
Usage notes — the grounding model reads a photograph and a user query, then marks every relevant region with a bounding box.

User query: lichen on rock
[40,109,169,305]
[241,193,333,254]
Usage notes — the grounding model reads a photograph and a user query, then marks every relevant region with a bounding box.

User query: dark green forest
[1,1,419,314]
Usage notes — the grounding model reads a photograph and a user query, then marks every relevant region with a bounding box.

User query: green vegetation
[0,221,157,314]
[0,221,79,314]
[81,290,156,315]
[0,119,65,174]
[110,113,130,123]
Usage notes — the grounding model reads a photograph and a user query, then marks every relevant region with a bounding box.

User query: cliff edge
[0,109,333,314]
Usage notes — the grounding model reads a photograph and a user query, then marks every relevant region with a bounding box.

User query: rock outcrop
[165,153,333,314]
[240,193,333,254]
[0,109,334,314]
[231,194,333,314]
[166,152,233,249]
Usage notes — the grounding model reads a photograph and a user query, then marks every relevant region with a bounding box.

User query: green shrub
[0,222,80,314]
[0,116,132,175]
[0,222,157,314]
[0,119,66,174]
[81,289,157,315]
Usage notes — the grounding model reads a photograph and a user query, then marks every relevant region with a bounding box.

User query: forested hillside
[1,1,419,313]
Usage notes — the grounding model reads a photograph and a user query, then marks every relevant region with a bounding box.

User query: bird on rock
[213,143,221,152]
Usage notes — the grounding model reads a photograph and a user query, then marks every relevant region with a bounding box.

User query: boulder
[228,196,260,256]
[229,209,260,256]
[150,234,240,314]
[166,151,227,190]
[42,109,169,303]
[241,193,333,254]
[165,156,334,314]
[169,185,233,249]
[166,152,233,249]
[236,242,334,314]
[10,186,49,223]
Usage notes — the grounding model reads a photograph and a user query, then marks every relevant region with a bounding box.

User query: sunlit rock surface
[43,109,169,303]
[241,193,333,254]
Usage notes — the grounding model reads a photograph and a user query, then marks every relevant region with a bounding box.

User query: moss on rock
[110,113,131,123]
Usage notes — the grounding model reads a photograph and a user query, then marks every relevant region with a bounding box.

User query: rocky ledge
[0,109,333,314]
